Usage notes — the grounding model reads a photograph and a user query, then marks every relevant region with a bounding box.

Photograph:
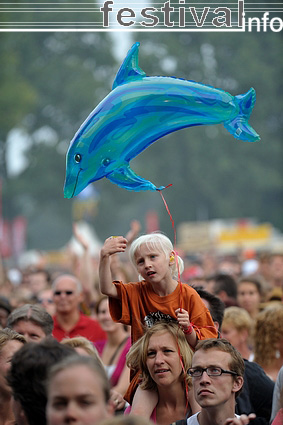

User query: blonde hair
[0,328,26,352]
[222,306,253,334]
[254,304,283,367]
[126,321,192,391]
[129,233,184,280]
[61,336,101,360]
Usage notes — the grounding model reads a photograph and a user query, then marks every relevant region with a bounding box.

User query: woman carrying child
[99,232,217,417]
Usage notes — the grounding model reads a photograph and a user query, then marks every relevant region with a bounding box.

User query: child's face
[134,243,171,283]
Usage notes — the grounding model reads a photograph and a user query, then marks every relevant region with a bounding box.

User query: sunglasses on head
[54,290,74,296]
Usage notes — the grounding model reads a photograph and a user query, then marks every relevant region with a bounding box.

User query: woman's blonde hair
[0,328,26,352]
[222,306,253,334]
[129,233,184,280]
[61,336,101,361]
[126,321,192,391]
[253,304,283,367]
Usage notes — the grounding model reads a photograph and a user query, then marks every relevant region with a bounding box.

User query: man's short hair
[193,286,225,330]
[7,304,54,336]
[51,274,82,294]
[207,273,238,299]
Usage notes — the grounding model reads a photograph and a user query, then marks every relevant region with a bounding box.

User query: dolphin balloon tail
[224,88,260,142]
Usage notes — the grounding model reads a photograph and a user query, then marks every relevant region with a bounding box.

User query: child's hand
[175,308,191,332]
[101,236,128,258]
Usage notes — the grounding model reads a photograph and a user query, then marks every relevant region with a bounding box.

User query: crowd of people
[0,221,283,425]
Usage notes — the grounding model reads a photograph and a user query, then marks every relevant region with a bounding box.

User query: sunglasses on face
[54,290,74,296]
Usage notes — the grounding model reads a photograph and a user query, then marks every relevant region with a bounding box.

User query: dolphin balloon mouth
[64,168,82,199]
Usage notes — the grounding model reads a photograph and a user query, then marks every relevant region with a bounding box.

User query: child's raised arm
[99,236,128,298]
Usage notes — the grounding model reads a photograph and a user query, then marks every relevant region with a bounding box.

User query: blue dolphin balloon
[64,42,260,197]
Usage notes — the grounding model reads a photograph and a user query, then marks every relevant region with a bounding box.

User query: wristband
[183,324,193,335]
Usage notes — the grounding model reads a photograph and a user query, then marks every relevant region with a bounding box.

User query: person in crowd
[271,396,283,425]
[271,365,283,423]
[51,274,106,343]
[7,338,75,425]
[46,355,114,425]
[205,273,238,307]
[61,335,101,357]
[95,295,131,407]
[186,338,255,425]
[0,296,12,329]
[37,287,56,316]
[99,232,217,415]
[61,335,126,412]
[191,287,225,337]
[194,287,274,425]
[27,268,51,302]
[7,303,53,342]
[268,253,283,289]
[217,257,242,280]
[126,321,199,424]
[0,328,26,425]
[253,303,283,381]
[237,276,264,320]
[221,306,254,361]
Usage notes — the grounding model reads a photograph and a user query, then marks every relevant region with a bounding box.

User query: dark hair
[7,304,54,336]
[207,273,238,299]
[237,276,264,297]
[7,338,75,425]
[0,296,12,315]
[193,286,225,330]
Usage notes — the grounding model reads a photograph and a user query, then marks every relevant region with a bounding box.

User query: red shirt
[52,312,106,343]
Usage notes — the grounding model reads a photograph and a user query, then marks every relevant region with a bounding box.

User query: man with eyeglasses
[186,339,256,425]
[52,274,106,343]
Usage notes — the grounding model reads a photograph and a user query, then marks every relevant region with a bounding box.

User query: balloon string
[159,187,189,415]
[177,342,189,414]
[157,186,183,310]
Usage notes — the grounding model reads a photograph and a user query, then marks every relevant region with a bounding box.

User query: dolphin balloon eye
[74,154,82,163]
[102,158,111,167]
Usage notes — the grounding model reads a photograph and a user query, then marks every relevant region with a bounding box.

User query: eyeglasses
[54,290,74,296]
[188,367,238,378]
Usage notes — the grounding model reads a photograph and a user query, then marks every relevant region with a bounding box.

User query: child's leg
[130,386,158,418]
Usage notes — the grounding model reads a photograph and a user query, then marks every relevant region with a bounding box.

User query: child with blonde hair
[99,232,217,418]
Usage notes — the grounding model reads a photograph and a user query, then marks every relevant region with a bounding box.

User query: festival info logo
[0,0,282,31]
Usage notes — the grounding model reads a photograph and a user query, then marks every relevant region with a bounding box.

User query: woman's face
[237,281,261,314]
[221,325,243,350]
[96,298,117,333]
[146,331,183,387]
[47,364,113,425]
[0,340,24,392]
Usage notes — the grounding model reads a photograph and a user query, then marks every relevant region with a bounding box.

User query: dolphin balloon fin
[224,88,260,142]
[112,42,146,90]
[107,163,165,191]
